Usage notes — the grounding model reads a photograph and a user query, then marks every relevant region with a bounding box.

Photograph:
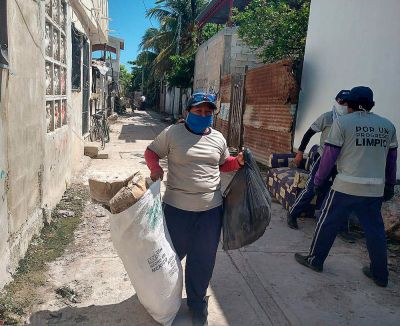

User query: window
[71,23,82,91]
[45,0,67,132]
[0,0,8,68]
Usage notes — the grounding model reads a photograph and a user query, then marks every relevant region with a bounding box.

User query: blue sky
[109,0,158,67]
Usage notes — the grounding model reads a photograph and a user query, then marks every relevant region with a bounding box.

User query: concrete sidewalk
[29,110,400,326]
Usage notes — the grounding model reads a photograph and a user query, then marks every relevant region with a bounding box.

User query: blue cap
[335,90,350,101]
[341,86,374,104]
[187,93,217,110]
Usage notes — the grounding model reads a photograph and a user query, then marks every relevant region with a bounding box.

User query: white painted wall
[295,0,400,170]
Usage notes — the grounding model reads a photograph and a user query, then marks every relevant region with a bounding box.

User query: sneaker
[190,307,208,326]
[287,212,299,230]
[362,266,387,287]
[294,253,323,272]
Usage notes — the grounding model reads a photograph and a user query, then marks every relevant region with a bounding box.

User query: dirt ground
[16,110,400,325]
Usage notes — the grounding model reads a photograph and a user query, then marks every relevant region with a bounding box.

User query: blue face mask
[186,112,213,134]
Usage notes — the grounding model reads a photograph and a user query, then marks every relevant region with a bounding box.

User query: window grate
[45,0,68,133]
[0,0,8,68]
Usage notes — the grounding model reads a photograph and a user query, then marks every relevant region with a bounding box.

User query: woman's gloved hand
[237,152,245,166]
[150,168,164,182]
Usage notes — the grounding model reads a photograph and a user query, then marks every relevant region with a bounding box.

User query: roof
[197,0,251,28]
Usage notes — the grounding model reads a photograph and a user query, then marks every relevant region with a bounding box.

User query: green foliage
[166,55,195,88]
[131,0,221,95]
[198,23,220,44]
[234,0,311,63]
[119,64,133,96]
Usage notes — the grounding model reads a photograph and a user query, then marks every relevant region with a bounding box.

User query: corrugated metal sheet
[214,60,299,164]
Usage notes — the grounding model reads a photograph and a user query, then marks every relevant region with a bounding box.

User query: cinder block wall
[229,32,261,75]
[193,29,225,92]
[194,27,262,94]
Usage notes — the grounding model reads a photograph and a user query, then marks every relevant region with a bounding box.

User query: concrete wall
[71,0,108,43]
[164,87,191,118]
[0,0,104,288]
[295,0,400,171]
[6,1,46,277]
[194,27,262,93]
[0,69,10,286]
[194,28,225,92]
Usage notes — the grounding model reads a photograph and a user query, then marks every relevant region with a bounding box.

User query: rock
[84,142,99,158]
[110,172,147,214]
[55,286,80,304]
[107,113,118,123]
[89,174,135,205]
[58,210,75,217]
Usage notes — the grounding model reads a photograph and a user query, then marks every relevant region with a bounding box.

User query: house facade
[0,0,109,288]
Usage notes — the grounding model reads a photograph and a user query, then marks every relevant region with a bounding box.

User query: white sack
[110,180,182,326]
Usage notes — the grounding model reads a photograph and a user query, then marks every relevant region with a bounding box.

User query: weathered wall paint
[0,0,91,288]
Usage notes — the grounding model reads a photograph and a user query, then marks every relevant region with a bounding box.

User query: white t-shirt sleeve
[389,127,398,149]
[310,113,326,133]
[148,126,171,158]
[219,137,230,165]
[326,119,344,147]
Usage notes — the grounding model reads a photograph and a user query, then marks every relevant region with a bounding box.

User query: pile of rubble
[382,185,400,241]
[89,171,150,214]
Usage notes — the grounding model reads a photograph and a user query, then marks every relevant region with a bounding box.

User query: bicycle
[89,112,110,150]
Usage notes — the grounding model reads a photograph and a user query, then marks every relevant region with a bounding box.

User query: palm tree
[141,0,208,76]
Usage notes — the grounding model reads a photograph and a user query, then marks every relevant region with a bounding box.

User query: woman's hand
[294,151,303,167]
[237,152,245,166]
[150,168,164,181]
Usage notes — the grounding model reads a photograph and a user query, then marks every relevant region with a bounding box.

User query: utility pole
[141,66,144,93]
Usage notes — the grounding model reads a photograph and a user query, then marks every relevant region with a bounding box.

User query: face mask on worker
[332,101,348,119]
[186,112,213,134]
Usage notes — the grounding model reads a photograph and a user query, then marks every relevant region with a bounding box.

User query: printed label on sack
[147,248,178,274]
[146,197,163,231]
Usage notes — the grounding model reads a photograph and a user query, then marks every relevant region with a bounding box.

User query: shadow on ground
[117,111,166,143]
[29,296,195,326]
[29,295,158,326]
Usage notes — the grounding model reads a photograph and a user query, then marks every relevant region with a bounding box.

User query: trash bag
[110,180,183,326]
[223,149,272,250]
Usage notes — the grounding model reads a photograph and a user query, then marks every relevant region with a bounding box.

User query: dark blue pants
[289,155,324,219]
[290,154,337,220]
[163,203,223,312]
[307,190,388,283]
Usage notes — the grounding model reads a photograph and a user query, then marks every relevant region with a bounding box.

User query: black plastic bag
[222,149,272,250]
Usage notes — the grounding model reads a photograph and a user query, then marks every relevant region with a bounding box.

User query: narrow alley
[26,111,400,326]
